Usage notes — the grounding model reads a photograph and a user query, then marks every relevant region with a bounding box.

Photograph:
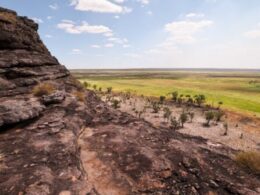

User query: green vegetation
[75,69,260,118]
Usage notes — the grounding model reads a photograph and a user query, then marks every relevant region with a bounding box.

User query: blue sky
[1,0,260,69]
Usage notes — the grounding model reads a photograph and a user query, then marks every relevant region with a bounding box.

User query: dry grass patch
[33,83,56,97]
[73,91,85,102]
[235,151,260,174]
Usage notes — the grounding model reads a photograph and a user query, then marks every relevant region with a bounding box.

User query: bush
[83,81,90,89]
[152,102,160,113]
[188,112,195,122]
[215,110,225,122]
[205,111,215,126]
[73,91,85,102]
[194,94,206,107]
[171,91,178,102]
[159,96,166,104]
[235,151,260,174]
[112,99,121,109]
[170,117,179,131]
[179,113,188,128]
[163,107,172,122]
[33,83,55,97]
[107,87,113,93]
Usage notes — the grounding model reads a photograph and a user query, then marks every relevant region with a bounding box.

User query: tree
[83,81,89,89]
[152,102,160,113]
[163,107,172,122]
[112,99,120,109]
[218,101,223,109]
[188,112,195,123]
[215,110,225,122]
[179,113,188,128]
[223,122,228,136]
[160,96,166,104]
[194,94,206,107]
[205,111,214,126]
[107,87,113,93]
[98,87,102,92]
[93,84,97,90]
[171,91,178,102]
[170,117,179,131]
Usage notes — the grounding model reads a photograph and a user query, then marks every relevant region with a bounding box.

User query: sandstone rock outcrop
[0,7,259,195]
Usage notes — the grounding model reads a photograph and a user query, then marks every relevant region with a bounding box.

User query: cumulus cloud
[57,20,112,35]
[185,13,205,19]
[165,19,213,44]
[70,0,131,14]
[32,17,43,24]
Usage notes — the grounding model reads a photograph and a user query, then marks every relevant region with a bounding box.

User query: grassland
[72,69,260,118]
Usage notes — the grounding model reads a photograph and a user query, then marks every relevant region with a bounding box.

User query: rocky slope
[0,7,259,195]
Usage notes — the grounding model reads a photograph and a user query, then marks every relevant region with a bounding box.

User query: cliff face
[0,7,259,195]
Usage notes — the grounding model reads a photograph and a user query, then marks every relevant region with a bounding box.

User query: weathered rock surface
[0,7,259,195]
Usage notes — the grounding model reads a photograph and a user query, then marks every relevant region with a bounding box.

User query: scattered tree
[223,122,228,136]
[160,96,166,104]
[179,112,188,128]
[170,117,179,131]
[205,111,215,126]
[112,99,120,109]
[107,87,113,93]
[171,91,178,102]
[93,84,97,90]
[152,102,160,113]
[163,107,172,122]
[218,101,223,109]
[194,94,206,107]
[188,112,195,123]
[215,110,225,122]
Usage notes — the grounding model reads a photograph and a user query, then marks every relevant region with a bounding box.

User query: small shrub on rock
[235,151,260,174]
[33,83,55,97]
[73,91,85,102]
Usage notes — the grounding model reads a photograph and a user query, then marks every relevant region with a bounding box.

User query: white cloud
[49,4,59,10]
[57,20,112,35]
[185,13,205,19]
[245,30,260,39]
[70,0,131,14]
[105,43,114,47]
[91,44,101,48]
[165,19,213,44]
[108,37,128,44]
[32,17,43,24]
[137,0,150,5]
[45,34,53,38]
[114,15,120,19]
[71,48,82,54]
[47,16,53,20]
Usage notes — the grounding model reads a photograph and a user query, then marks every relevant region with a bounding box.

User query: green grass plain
[72,69,260,118]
